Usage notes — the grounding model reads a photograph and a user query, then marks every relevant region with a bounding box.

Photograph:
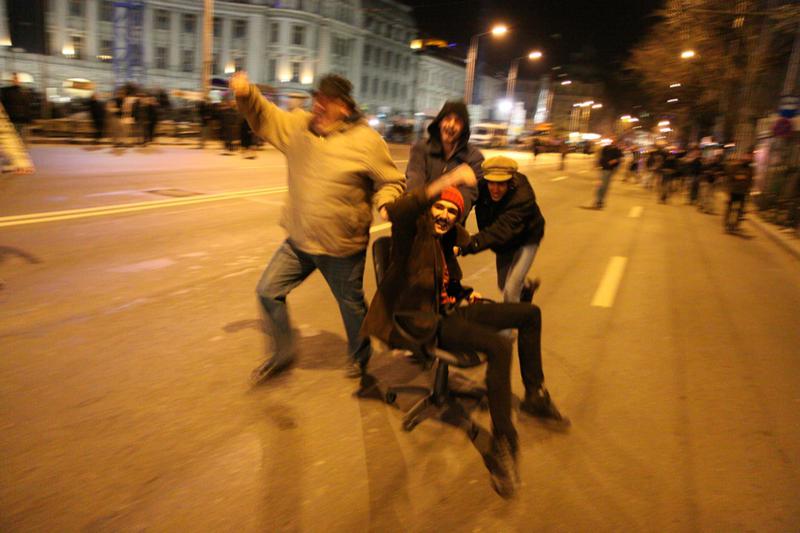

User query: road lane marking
[551,176,568,182]
[591,256,628,308]
[0,186,288,228]
[628,206,643,218]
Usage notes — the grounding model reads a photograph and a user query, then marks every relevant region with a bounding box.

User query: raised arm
[230,71,306,153]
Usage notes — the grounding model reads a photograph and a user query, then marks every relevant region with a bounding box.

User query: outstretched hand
[229,71,250,97]
[448,163,477,188]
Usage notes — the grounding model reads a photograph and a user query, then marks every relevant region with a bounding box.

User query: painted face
[430,200,460,235]
[487,181,510,202]
[311,93,349,133]
[439,113,464,146]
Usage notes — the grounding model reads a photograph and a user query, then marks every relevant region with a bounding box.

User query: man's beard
[433,216,452,233]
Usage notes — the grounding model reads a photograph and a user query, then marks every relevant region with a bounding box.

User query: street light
[667,98,679,103]
[561,80,572,86]
[506,49,543,100]
[464,23,508,104]
[669,82,681,88]
[680,49,695,59]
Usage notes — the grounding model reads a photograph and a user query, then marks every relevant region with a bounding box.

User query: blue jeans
[496,243,539,303]
[595,168,614,207]
[256,239,371,366]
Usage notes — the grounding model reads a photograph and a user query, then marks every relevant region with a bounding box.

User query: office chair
[371,235,487,432]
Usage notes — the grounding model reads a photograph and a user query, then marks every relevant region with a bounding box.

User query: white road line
[551,176,568,182]
[628,206,643,218]
[591,256,628,308]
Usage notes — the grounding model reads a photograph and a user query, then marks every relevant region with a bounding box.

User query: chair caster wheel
[385,391,397,404]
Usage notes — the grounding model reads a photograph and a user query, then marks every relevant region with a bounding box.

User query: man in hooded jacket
[406,100,482,219]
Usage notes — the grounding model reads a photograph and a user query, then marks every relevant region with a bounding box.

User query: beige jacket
[236,85,405,256]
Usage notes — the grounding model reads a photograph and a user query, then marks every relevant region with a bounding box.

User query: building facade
[0,0,551,121]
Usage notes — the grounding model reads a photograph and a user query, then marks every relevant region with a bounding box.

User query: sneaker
[484,436,519,499]
[520,386,571,429]
[250,359,292,384]
[519,277,541,303]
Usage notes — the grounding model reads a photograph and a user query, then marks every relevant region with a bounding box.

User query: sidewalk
[747,213,800,261]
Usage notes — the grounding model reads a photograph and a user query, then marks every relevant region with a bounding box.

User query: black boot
[520,385,571,429]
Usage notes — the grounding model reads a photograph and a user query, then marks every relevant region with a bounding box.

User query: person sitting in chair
[362,164,545,498]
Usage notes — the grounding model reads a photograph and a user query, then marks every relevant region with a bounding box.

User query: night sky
[401,0,665,81]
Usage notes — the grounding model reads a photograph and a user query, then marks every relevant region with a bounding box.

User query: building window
[372,78,378,96]
[394,54,400,70]
[267,59,276,81]
[384,50,391,68]
[156,46,168,69]
[361,75,368,96]
[213,17,221,37]
[270,22,280,43]
[70,35,84,59]
[363,44,371,65]
[391,82,397,99]
[155,10,170,30]
[69,0,84,17]
[234,20,247,39]
[183,14,196,34]
[291,61,301,83]
[382,80,388,97]
[99,38,113,58]
[100,1,114,22]
[400,85,407,99]
[182,49,194,72]
[292,25,305,46]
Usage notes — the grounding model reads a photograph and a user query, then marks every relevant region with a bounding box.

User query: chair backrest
[372,235,392,285]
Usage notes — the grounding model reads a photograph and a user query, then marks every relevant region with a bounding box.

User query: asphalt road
[1,144,799,532]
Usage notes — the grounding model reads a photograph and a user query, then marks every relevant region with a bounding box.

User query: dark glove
[459,237,480,256]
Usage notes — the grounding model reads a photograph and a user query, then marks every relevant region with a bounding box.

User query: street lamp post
[464,24,507,105]
[506,50,542,101]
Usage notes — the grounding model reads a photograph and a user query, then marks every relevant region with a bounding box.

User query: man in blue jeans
[231,72,405,382]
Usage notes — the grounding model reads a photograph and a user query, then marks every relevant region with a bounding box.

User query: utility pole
[201,0,213,97]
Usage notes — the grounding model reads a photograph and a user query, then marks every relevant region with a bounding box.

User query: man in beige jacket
[230,72,405,382]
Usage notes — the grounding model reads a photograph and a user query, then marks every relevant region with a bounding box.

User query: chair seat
[431,347,486,368]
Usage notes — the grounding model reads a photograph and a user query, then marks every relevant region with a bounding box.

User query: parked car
[471,123,508,147]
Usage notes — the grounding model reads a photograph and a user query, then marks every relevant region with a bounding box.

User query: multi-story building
[0,0,418,113]
[412,47,465,117]
[0,0,564,123]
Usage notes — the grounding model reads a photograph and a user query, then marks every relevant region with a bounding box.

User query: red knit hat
[439,186,464,217]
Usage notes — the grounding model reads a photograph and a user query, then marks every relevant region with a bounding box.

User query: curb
[747,213,800,261]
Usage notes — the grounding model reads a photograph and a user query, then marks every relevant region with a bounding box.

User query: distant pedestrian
[533,139,541,160]
[240,115,256,159]
[88,93,106,144]
[698,153,723,214]
[723,152,753,233]
[659,150,679,204]
[594,138,622,209]
[559,141,568,170]
[1,73,32,143]
[685,147,703,204]
[197,98,214,149]
[231,71,405,382]
[220,100,238,153]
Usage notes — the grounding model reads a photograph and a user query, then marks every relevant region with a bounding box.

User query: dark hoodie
[406,100,482,218]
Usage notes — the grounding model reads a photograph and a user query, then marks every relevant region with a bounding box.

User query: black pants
[438,302,543,443]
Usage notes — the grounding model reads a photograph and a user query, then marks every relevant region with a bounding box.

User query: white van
[470,123,508,147]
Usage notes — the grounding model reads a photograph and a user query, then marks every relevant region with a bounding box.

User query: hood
[427,100,471,145]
